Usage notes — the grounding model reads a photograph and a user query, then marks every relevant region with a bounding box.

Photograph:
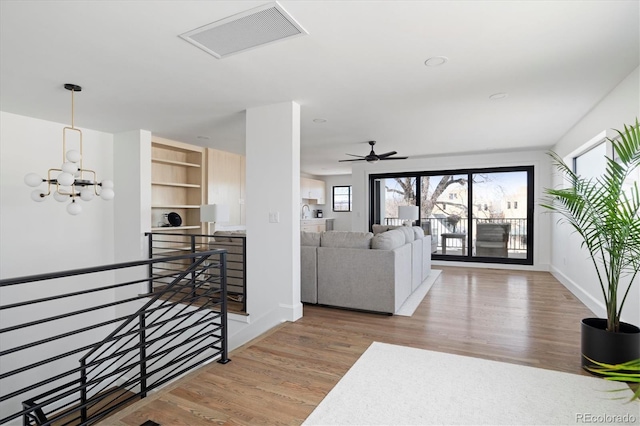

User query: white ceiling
[1,1,638,176]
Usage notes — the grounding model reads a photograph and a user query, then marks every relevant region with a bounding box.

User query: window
[369,166,534,265]
[574,141,607,179]
[333,186,352,212]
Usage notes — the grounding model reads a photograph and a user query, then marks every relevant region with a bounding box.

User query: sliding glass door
[371,177,416,226]
[421,174,468,256]
[471,170,530,260]
[370,166,534,265]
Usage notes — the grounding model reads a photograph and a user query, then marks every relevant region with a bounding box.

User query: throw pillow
[371,229,406,250]
[320,231,373,249]
[301,231,321,247]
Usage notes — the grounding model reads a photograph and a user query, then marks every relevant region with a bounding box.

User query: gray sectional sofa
[301,227,432,314]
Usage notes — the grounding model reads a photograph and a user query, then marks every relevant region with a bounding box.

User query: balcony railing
[383,217,528,253]
[0,249,229,425]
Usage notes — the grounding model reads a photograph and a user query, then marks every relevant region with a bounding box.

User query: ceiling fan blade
[338,158,366,162]
[345,153,366,158]
[377,151,397,159]
[379,156,408,160]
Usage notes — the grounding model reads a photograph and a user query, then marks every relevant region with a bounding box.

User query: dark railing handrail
[0,250,222,288]
[80,254,212,362]
[0,249,230,425]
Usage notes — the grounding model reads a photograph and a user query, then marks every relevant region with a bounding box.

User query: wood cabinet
[207,148,246,229]
[151,137,205,233]
[301,177,326,204]
[301,219,326,233]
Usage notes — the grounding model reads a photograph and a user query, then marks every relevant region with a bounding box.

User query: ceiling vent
[179,2,307,59]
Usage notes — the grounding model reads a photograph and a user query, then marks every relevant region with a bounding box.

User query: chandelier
[24,84,114,215]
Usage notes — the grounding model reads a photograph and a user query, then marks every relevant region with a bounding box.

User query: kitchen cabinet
[301,219,327,233]
[207,148,246,229]
[300,177,326,204]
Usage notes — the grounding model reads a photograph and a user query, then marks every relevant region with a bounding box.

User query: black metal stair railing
[146,232,247,312]
[0,249,230,426]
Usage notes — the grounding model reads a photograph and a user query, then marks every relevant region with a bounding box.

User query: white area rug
[395,270,442,316]
[304,342,639,426]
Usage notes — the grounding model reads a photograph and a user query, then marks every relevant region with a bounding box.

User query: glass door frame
[369,165,534,265]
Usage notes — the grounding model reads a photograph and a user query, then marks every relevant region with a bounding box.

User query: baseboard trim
[549,265,602,317]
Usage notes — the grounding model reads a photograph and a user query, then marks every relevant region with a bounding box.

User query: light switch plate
[269,212,280,223]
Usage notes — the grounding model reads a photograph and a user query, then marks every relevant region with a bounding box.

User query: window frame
[368,165,534,265]
[332,185,352,212]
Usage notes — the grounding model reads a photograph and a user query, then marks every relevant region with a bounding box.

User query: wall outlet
[269,212,280,223]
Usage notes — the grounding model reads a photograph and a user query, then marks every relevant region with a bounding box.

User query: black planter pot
[581,318,640,371]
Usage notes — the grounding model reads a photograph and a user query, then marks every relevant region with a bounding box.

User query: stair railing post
[139,310,148,398]
[146,232,153,294]
[242,236,247,312]
[80,360,87,423]
[190,235,197,298]
[218,251,230,364]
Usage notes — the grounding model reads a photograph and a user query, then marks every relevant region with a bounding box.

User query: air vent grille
[180,2,307,59]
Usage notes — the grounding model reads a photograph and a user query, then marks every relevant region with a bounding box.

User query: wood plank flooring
[105,266,595,425]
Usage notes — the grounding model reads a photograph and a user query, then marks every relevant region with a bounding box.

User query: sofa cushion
[397,226,415,243]
[371,229,406,250]
[301,231,321,247]
[412,226,425,239]
[321,231,373,249]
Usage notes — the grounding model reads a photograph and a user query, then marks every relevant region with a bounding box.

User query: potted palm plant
[541,118,640,371]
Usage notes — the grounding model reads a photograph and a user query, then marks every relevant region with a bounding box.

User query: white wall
[320,174,353,231]
[231,101,302,349]
[0,111,115,276]
[113,130,152,312]
[550,67,640,327]
[350,149,552,271]
[0,111,117,421]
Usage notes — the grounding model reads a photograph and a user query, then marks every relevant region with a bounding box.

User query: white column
[113,129,152,307]
[245,101,302,322]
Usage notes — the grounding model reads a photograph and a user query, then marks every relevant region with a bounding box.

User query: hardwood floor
[106,266,594,425]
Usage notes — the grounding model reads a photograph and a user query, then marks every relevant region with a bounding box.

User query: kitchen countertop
[301,217,333,221]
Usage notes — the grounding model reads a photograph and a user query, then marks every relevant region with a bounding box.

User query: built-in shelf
[152,181,201,188]
[151,157,201,168]
[152,204,201,209]
[151,138,205,236]
[151,225,203,231]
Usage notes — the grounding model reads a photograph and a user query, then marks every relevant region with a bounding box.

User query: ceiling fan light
[367,158,379,164]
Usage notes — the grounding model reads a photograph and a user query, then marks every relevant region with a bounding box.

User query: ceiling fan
[339,141,408,163]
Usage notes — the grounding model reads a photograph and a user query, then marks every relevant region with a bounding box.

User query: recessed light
[424,56,448,67]
[197,135,210,140]
[313,118,327,123]
[489,92,508,100]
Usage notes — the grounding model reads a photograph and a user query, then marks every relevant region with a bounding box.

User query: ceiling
[1,1,638,176]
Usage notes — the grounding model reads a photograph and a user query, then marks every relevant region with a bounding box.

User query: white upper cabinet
[301,177,325,204]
